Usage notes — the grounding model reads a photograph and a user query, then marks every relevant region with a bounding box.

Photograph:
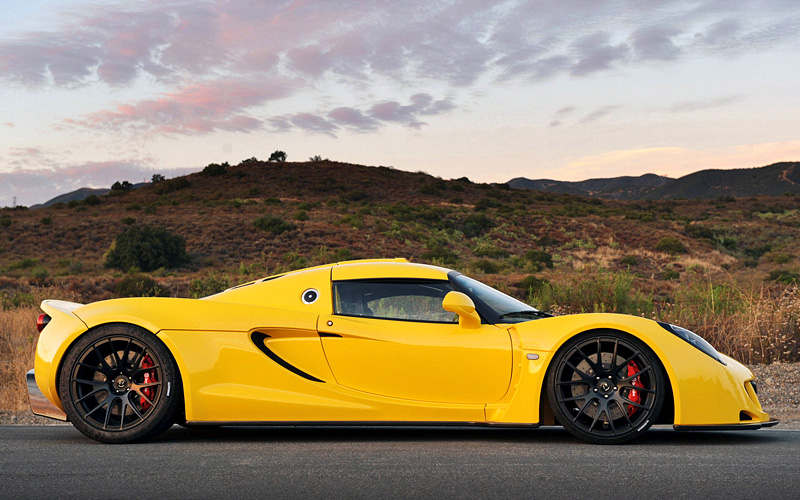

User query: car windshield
[451,274,541,321]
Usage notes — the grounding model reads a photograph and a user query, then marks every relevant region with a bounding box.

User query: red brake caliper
[140,355,157,411]
[626,360,643,417]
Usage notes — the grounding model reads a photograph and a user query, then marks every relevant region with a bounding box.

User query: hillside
[509,161,800,200]
[30,187,111,209]
[507,173,671,200]
[1,158,799,366]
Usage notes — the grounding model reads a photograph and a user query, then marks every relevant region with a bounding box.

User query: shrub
[264,197,282,206]
[268,150,287,162]
[517,275,548,294]
[82,195,101,206]
[114,274,165,297]
[154,177,190,194]
[151,174,165,183]
[458,213,494,238]
[529,270,652,316]
[111,181,133,191]
[660,269,680,280]
[524,250,554,269]
[0,215,11,227]
[201,162,228,176]
[473,243,509,259]
[189,274,232,298]
[655,237,687,254]
[620,255,638,267]
[39,216,52,226]
[768,270,799,284]
[105,225,189,272]
[295,210,309,221]
[121,217,136,225]
[472,259,499,274]
[253,216,295,235]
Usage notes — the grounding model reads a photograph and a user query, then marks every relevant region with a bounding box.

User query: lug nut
[604,395,609,399]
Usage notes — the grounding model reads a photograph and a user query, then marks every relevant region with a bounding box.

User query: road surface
[1,425,797,499]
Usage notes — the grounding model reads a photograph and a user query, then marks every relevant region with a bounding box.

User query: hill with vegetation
[509,161,800,200]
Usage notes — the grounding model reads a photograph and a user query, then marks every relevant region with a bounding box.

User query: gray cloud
[668,95,745,113]
[579,105,622,124]
[631,25,682,61]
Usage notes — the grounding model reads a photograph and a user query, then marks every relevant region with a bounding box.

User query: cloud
[631,25,682,61]
[3,122,13,127]
[570,32,629,76]
[75,79,292,134]
[668,95,745,113]
[579,105,622,123]
[550,106,576,127]
[275,94,456,136]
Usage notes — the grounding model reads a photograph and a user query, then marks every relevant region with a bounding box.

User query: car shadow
[151,423,786,446]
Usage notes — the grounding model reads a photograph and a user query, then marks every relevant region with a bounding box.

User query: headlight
[657,322,726,365]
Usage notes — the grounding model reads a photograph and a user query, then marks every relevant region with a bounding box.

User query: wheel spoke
[132,389,155,408]
[621,396,650,410]
[119,399,128,430]
[611,339,619,367]
[574,347,599,373]
[121,338,133,372]
[612,351,641,373]
[103,398,116,429]
[92,344,113,374]
[614,400,633,428]
[621,365,651,382]
[558,380,590,386]
[606,409,617,435]
[75,387,107,404]
[131,365,160,378]
[84,396,111,418]
[564,361,592,381]
[561,394,590,403]
[588,406,602,432]
[73,378,106,386]
[108,338,121,370]
[573,398,594,422]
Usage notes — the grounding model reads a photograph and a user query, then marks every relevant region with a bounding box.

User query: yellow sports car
[28,259,775,444]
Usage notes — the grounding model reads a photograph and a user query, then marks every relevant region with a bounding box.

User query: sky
[1,0,800,207]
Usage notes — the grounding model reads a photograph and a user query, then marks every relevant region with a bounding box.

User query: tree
[309,155,324,161]
[111,180,133,191]
[151,173,165,183]
[268,150,287,162]
[105,224,189,271]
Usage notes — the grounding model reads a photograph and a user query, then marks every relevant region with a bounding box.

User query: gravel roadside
[3,362,798,428]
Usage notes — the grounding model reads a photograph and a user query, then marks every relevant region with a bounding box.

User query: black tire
[58,323,182,444]
[546,330,665,444]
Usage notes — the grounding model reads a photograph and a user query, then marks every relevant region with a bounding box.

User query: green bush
[253,216,295,235]
[529,270,652,316]
[189,274,232,298]
[472,259,499,274]
[655,237,687,254]
[295,210,309,221]
[524,250,553,269]
[458,213,494,238]
[114,274,166,297]
[154,177,190,194]
[620,255,638,267]
[83,195,101,206]
[40,216,53,226]
[201,162,228,177]
[517,275,549,295]
[264,197,282,206]
[105,224,189,272]
[0,215,12,227]
[660,269,680,280]
[473,243,508,259]
[768,270,799,284]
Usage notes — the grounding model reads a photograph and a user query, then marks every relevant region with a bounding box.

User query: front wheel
[58,324,182,443]
[546,331,665,444]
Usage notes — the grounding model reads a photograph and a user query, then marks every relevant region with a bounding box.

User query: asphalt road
[1,425,798,500]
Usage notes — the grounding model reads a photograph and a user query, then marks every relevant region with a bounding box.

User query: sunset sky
[2,0,799,207]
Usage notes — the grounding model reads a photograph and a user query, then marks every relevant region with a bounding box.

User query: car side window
[333,281,457,323]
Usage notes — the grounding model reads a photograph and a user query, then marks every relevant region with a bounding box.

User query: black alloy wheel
[546,331,665,444]
[58,324,182,443]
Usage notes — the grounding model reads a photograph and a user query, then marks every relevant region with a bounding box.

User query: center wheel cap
[598,380,613,393]
[113,375,129,392]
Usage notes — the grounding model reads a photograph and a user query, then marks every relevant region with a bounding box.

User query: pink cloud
[77,79,292,134]
[4,122,14,127]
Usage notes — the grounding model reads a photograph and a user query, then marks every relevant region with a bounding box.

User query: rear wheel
[58,324,182,443]
[546,331,665,444]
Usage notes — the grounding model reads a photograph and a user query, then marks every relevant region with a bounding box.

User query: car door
[318,280,512,404]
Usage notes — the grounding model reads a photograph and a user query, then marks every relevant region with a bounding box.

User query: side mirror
[442,291,481,328]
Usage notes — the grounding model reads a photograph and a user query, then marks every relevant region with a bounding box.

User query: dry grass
[0,307,38,412]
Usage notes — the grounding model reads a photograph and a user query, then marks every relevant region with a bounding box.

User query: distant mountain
[507,173,673,200]
[508,162,800,200]
[31,187,111,208]
[31,183,148,209]
[643,161,800,200]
